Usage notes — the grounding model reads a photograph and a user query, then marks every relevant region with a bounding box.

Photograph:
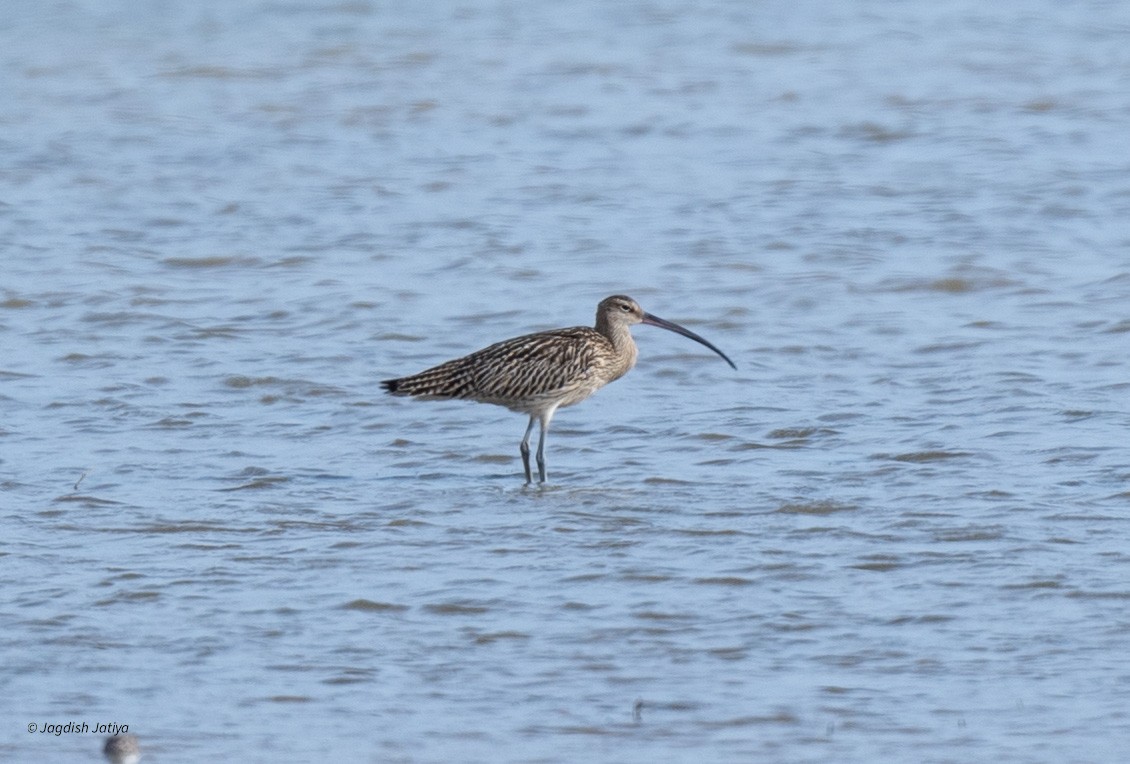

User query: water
[3,0,1130,761]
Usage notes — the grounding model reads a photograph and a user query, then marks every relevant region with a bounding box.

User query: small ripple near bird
[382,295,736,484]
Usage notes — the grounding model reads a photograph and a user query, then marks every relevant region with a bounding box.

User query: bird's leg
[536,419,548,484]
[536,405,558,484]
[520,415,536,484]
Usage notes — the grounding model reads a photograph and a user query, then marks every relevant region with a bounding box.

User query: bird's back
[383,327,625,413]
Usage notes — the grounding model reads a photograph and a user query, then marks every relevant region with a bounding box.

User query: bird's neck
[595,318,639,372]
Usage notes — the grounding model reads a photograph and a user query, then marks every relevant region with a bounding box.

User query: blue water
[3,1,1130,761]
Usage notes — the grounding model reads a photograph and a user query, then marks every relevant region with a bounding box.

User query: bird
[382,295,736,484]
[103,734,141,764]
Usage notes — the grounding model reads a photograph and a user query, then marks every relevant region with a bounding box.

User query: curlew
[103,734,141,764]
[382,295,736,484]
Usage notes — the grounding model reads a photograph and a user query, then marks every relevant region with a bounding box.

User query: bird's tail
[381,358,476,400]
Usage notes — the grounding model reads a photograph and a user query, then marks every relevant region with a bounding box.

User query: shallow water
[4,1,1130,761]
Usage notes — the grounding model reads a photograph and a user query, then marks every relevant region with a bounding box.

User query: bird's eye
[620,303,631,311]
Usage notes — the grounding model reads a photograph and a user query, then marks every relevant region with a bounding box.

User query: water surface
[3,1,1130,761]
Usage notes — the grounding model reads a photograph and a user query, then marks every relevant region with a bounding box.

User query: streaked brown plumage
[383,295,736,483]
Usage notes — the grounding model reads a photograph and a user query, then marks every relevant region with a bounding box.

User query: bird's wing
[465,328,607,401]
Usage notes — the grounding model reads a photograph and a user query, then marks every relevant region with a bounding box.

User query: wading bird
[382,295,735,483]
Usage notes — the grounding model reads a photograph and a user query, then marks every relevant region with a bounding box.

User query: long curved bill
[642,312,737,370]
